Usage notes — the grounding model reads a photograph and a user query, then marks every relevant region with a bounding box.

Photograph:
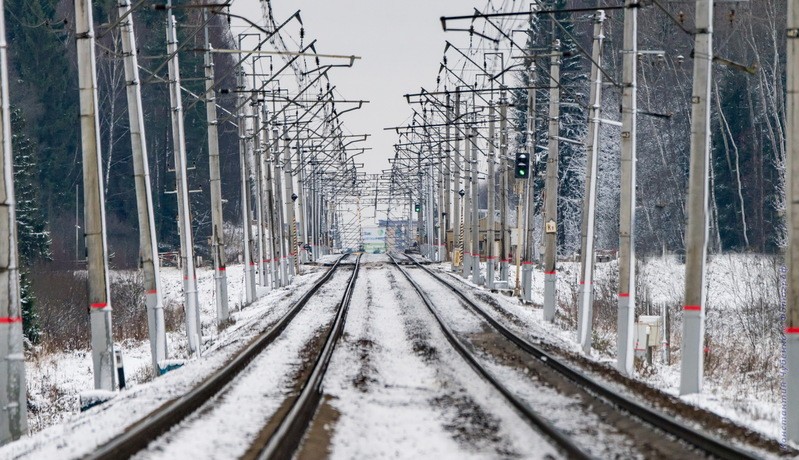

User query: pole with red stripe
[76,0,118,389]
[0,0,26,442]
[785,0,799,442]
[680,0,712,395]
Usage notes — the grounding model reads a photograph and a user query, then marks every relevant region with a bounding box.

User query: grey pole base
[521,263,533,303]
[679,308,704,394]
[500,261,509,282]
[617,295,635,376]
[90,308,117,390]
[486,258,495,289]
[543,272,557,322]
[472,257,481,286]
[786,334,799,443]
[578,284,594,355]
[462,254,472,279]
[215,271,229,323]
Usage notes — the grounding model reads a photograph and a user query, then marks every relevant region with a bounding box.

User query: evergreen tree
[11,108,51,343]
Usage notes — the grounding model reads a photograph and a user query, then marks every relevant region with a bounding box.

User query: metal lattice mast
[680,0,713,395]
[76,0,117,388]
[0,0,27,441]
[119,0,166,372]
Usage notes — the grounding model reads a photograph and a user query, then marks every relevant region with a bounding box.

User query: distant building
[362,226,386,253]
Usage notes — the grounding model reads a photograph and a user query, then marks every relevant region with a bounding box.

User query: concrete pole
[263,128,278,288]
[577,11,606,354]
[244,129,258,298]
[119,0,166,372]
[522,66,536,303]
[462,116,472,280]
[443,99,452,262]
[487,103,497,289]
[438,141,446,262]
[499,97,510,283]
[166,12,201,357]
[253,108,268,288]
[236,71,255,304]
[786,0,799,442]
[0,0,27,441]
[452,91,462,272]
[428,162,435,260]
[284,130,298,277]
[273,133,288,284]
[202,13,229,325]
[617,0,638,376]
[296,145,308,262]
[76,0,117,388]
[680,0,713,395]
[543,40,561,322]
[471,124,481,286]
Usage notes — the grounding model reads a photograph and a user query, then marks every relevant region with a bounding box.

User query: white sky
[230,0,489,175]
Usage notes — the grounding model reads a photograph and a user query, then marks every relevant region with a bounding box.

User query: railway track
[388,253,592,459]
[390,252,760,460]
[87,253,360,460]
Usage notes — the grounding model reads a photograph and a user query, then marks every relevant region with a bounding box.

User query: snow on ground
[323,261,558,459]
[5,263,327,460]
[135,269,352,460]
[432,254,787,446]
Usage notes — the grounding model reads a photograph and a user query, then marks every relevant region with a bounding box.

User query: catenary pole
[237,68,255,304]
[443,98,452,262]
[264,127,278,288]
[617,0,638,376]
[284,128,298,276]
[499,96,510,283]
[522,65,536,303]
[119,0,166,372]
[543,40,561,322]
[452,90,462,272]
[76,0,117,388]
[203,12,229,324]
[166,11,201,356]
[786,0,799,442]
[471,123,481,285]
[462,109,472,280]
[680,0,713,395]
[487,103,497,289]
[253,106,268,288]
[577,11,605,354]
[0,0,27,441]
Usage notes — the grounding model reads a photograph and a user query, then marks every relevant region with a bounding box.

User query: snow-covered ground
[5,252,785,458]
[6,263,327,459]
[440,253,787,446]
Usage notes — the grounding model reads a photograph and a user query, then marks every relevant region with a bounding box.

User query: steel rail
[255,253,362,459]
[404,255,760,460]
[86,254,351,460]
[388,253,593,460]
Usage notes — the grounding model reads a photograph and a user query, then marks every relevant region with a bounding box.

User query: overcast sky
[230,0,484,174]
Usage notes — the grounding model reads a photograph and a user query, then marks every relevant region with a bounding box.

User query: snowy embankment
[6,263,326,459]
[444,253,786,445]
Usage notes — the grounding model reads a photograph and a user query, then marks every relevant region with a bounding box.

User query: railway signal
[514,151,529,179]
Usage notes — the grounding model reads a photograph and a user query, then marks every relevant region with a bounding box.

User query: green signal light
[519,170,526,176]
